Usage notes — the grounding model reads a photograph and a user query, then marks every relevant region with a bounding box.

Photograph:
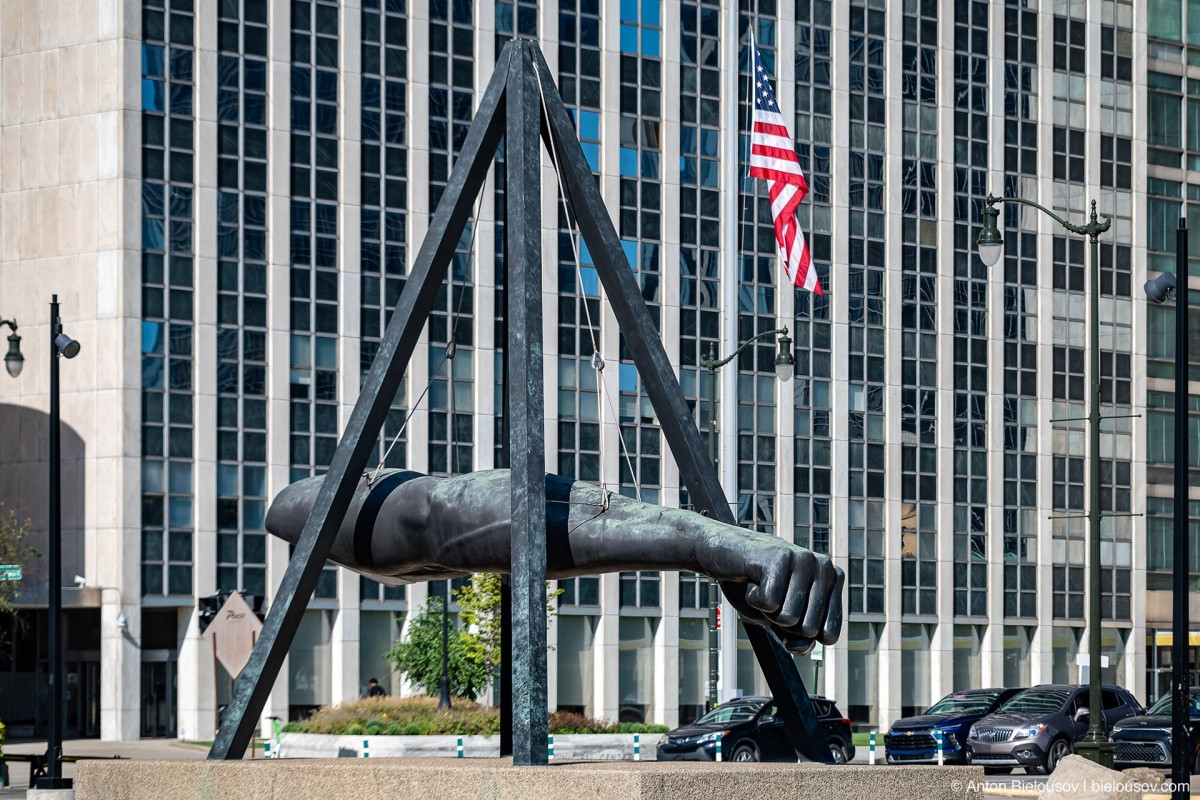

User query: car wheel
[1043,738,1071,774]
[983,767,1013,775]
[731,743,760,763]
[828,744,847,764]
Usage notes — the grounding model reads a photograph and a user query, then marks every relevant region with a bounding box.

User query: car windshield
[997,689,1071,715]
[693,702,765,725]
[1146,693,1200,716]
[925,692,1001,716]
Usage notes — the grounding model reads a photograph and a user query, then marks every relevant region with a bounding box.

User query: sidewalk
[1,738,209,799]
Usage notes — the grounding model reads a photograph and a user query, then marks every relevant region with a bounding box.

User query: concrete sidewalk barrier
[76,758,985,800]
[277,732,665,760]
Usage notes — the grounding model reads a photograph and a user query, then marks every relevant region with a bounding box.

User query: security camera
[73,575,87,588]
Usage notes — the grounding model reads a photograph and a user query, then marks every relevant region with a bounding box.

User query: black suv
[1111,689,1200,771]
[657,695,855,763]
[885,688,1021,765]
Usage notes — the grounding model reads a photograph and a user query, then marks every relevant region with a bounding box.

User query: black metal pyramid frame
[209,40,832,766]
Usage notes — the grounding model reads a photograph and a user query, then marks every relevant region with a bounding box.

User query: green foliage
[614,722,669,734]
[281,722,302,733]
[0,719,6,754]
[380,575,564,702]
[384,598,489,700]
[453,574,503,682]
[285,695,654,736]
[0,503,36,615]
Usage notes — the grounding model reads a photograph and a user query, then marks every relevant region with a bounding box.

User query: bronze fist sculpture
[266,469,844,653]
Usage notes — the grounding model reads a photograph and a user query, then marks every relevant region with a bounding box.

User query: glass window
[1148,0,1183,42]
[617,617,656,723]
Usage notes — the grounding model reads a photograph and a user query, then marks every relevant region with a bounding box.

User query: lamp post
[1144,217,1189,800]
[1,318,22,378]
[38,295,81,789]
[699,327,794,710]
[978,196,1113,766]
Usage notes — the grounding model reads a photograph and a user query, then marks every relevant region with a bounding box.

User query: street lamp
[698,327,794,710]
[42,295,80,790]
[977,195,1113,767]
[1143,217,1188,800]
[1,318,22,378]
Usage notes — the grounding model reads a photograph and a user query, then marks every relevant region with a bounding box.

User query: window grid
[361,0,409,479]
[1003,1,1036,178]
[213,0,269,599]
[951,0,990,617]
[617,0,663,513]
[679,0,722,450]
[735,7,782,534]
[141,0,195,599]
[557,1,603,483]
[793,0,833,557]
[1001,214,1039,619]
[496,0,537,52]
[289,0,340,599]
[427,1,475,476]
[619,570,661,608]
[559,576,601,607]
[845,1,886,576]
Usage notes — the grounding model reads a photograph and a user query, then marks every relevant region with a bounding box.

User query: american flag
[748,36,822,295]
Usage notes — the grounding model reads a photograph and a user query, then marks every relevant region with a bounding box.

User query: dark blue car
[885,688,1021,764]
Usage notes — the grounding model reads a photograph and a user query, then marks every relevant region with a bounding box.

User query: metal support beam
[1171,218,1190,800]
[211,40,831,765]
[209,46,514,761]
[530,47,832,763]
[505,42,549,766]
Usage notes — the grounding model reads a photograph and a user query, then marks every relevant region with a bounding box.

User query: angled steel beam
[530,46,833,763]
[208,44,514,761]
[504,41,549,766]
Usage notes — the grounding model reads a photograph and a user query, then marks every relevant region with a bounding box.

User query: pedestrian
[366,677,387,698]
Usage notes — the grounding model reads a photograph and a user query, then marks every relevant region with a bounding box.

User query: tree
[384,597,489,700]
[453,573,562,698]
[384,575,563,703]
[0,503,35,615]
[454,573,503,682]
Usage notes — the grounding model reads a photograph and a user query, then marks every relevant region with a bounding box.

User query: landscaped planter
[277,732,665,761]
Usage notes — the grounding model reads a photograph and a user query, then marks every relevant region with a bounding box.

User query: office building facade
[0,0,1172,741]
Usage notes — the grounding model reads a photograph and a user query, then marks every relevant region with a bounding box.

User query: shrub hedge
[280,696,668,736]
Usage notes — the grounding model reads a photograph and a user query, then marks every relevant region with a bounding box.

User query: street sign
[0,565,21,581]
[202,590,264,678]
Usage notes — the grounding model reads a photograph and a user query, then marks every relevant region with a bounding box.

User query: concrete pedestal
[77,758,985,800]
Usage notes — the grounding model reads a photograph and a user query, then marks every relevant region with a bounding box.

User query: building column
[395,581,428,698]
[593,573,620,722]
[655,572,680,728]
[176,610,215,741]
[331,570,361,704]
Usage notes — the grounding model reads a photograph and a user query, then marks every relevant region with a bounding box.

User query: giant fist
[266,469,844,652]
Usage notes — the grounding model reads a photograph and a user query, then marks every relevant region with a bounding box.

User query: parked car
[1111,689,1200,771]
[966,684,1142,775]
[657,695,855,763]
[884,688,1022,765]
